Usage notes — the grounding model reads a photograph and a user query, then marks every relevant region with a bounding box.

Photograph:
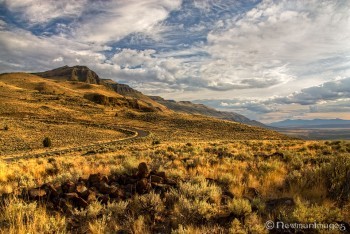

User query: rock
[125,184,136,195]
[97,194,110,205]
[136,178,151,194]
[88,173,108,187]
[41,183,59,198]
[110,187,126,199]
[165,178,177,187]
[72,196,88,209]
[117,175,138,185]
[28,188,46,199]
[64,193,88,209]
[61,181,76,193]
[137,162,149,178]
[151,183,171,195]
[150,175,163,183]
[157,171,166,178]
[98,182,118,195]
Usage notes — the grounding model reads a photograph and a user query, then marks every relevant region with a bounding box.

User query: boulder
[137,162,149,178]
[136,178,151,194]
[41,183,59,198]
[150,175,163,183]
[88,173,108,187]
[64,193,88,209]
[61,181,76,193]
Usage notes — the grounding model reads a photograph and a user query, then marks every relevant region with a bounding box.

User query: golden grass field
[0,73,349,233]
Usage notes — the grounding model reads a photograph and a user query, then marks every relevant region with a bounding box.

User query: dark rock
[125,184,136,195]
[61,181,76,193]
[98,182,118,195]
[41,183,59,199]
[157,171,166,178]
[88,173,108,187]
[97,194,110,205]
[137,162,149,178]
[151,183,171,195]
[165,178,177,187]
[64,193,88,209]
[150,175,163,183]
[117,175,138,185]
[110,187,126,199]
[136,178,151,194]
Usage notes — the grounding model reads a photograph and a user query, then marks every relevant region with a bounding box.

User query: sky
[0,0,350,123]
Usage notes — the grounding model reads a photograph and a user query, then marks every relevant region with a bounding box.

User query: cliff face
[35,65,101,84]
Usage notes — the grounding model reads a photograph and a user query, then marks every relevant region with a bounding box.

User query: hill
[0,67,290,147]
[35,66,167,112]
[149,96,267,128]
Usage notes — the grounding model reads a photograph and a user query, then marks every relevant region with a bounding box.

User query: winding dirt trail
[1,118,149,162]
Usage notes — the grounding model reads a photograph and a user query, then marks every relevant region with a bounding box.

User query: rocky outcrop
[22,163,177,215]
[35,65,101,84]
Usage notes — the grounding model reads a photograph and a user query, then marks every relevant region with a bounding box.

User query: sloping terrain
[1,67,350,234]
[149,96,267,128]
[0,69,290,158]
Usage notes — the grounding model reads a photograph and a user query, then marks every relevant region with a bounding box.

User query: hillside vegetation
[0,69,349,233]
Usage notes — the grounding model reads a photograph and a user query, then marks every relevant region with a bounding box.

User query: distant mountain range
[269,118,350,128]
[149,96,267,128]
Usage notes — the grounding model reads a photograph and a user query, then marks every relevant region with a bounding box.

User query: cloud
[201,0,350,91]
[74,0,182,43]
[275,77,350,105]
[3,0,87,24]
[0,29,106,72]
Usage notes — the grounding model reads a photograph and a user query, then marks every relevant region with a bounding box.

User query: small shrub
[228,198,252,217]
[43,137,52,148]
[4,125,9,131]
[152,140,160,145]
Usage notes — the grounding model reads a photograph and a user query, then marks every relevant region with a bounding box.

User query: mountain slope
[35,66,168,112]
[149,96,267,128]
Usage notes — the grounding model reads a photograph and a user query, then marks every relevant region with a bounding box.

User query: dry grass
[0,72,349,233]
